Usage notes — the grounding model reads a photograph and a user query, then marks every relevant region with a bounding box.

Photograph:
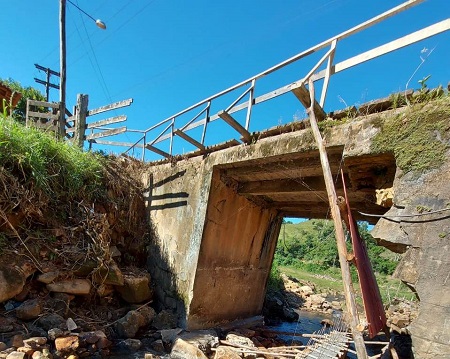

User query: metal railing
[89,0,449,161]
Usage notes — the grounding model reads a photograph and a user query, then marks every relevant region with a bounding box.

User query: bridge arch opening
[186,148,396,329]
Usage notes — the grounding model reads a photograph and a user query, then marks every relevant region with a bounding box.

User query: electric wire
[74,1,112,104]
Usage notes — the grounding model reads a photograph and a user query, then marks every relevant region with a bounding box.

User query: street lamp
[59,0,106,136]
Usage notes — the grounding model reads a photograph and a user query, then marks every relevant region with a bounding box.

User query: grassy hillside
[272,220,415,302]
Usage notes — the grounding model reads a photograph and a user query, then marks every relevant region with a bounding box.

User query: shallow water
[269,310,386,358]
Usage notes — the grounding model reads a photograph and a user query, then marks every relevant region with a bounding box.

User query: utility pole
[34,64,60,102]
[307,78,368,359]
[59,0,67,138]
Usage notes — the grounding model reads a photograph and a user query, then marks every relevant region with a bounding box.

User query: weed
[0,116,105,202]
[371,95,450,175]
[416,205,432,214]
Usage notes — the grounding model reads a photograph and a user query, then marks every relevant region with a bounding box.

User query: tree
[0,78,46,122]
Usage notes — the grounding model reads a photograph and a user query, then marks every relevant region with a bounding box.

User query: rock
[152,309,177,330]
[23,337,47,348]
[16,347,33,356]
[0,265,26,303]
[38,314,66,330]
[214,346,241,359]
[14,284,30,302]
[170,338,208,359]
[94,261,124,286]
[300,285,314,296]
[331,301,341,309]
[47,279,91,295]
[11,335,23,348]
[225,334,255,348]
[115,274,152,303]
[151,339,165,352]
[282,307,298,322]
[66,318,77,331]
[66,355,78,359]
[37,272,60,284]
[179,330,219,355]
[309,294,325,306]
[31,351,45,359]
[15,299,43,320]
[54,336,79,352]
[144,354,157,359]
[47,328,64,341]
[0,317,14,332]
[41,349,52,359]
[5,352,26,359]
[96,337,112,349]
[0,342,6,351]
[79,330,106,345]
[138,306,157,326]
[117,339,142,352]
[160,328,183,344]
[114,310,147,338]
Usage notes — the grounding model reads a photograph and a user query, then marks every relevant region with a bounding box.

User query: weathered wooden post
[307,78,368,359]
[73,94,88,147]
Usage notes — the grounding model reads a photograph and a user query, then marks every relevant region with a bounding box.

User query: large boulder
[372,158,450,359]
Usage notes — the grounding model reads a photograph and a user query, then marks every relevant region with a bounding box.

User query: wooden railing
[89,0,450,160]
[26,96,132,145]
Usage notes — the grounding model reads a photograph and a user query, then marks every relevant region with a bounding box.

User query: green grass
[279,265,416,304]
[0,116,105,201]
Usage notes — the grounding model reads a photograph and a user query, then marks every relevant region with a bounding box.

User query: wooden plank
[85,126,126,140]
[145,144,171,158]
[27,111,60,120]
[91,139,144,148]
[27,99,60,109]
[218,110,252,143]
[358,89,413,114]
[329,106,358,120]
[87,115,127,129]
[312,19,450,82]
[73,94,88,148]
[320,39,337,107]
[291,83,327,121]
[142,1,424,133]
[87,98,133,116]
[307,78,368,359]
[174,129,205,150]
[238,177,333,195]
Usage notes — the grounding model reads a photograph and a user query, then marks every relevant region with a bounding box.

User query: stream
[269,310,387,358]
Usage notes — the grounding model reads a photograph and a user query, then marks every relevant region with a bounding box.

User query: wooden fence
[25,95,132,146]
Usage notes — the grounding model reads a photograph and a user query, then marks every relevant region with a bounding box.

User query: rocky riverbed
[0,268,418,359]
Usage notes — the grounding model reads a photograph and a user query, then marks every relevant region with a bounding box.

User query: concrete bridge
[143,105,397,329]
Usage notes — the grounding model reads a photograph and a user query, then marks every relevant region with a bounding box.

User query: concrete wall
[144,157,212,326]
[188,169,281,329]
[144,156,281,328]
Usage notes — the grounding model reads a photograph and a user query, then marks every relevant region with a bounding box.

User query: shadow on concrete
[144,170,189,327]
[145,170,189,212]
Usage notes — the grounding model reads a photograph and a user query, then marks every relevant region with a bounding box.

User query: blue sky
[2,0,449,160]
